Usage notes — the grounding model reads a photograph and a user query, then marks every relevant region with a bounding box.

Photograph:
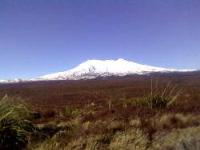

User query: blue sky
[0,0,200,79]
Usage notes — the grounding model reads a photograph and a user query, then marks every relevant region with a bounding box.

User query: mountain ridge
[37,59,184,80]
[0,59,196,83]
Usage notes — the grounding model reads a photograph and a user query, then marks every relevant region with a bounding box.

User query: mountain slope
[37,59,176,80]
[1,59,195,83]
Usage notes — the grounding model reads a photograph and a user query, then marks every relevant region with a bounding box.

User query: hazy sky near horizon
[0,0,200,79]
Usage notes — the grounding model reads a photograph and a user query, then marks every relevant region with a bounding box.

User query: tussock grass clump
[35,129,112,150]
[132,83,181,109]
[66,134,112,150]
[0,95,36,150]
[0,95,31,121]
[0,119,35,150]
[60,106,82,118]
[109,129,148,150]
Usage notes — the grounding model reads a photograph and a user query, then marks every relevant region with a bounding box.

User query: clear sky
[0,0,200,79]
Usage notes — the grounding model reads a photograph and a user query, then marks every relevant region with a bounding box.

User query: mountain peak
[84,58,127,63]
[38,58,176,80]
[116,58,128,62]
[80,59,138,68]
[0,58,196,83]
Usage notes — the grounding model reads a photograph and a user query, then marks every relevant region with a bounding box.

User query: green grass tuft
[132,83,181,109]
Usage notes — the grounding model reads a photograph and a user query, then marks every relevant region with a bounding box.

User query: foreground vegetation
[0,73,200,149]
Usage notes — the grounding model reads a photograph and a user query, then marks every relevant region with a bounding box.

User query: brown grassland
[0,71,200,150]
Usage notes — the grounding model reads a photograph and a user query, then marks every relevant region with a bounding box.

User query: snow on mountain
[0,79,24,83]
[0,80,7,83]
[37,59,177,80]
[0,59,196,83]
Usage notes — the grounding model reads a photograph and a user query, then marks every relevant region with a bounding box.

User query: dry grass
[0,72,200,149]
[109,129,148,150]
[151,126,200,150]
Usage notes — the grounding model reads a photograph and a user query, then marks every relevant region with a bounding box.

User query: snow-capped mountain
[0,59,196,83]
[37,59,177,80]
